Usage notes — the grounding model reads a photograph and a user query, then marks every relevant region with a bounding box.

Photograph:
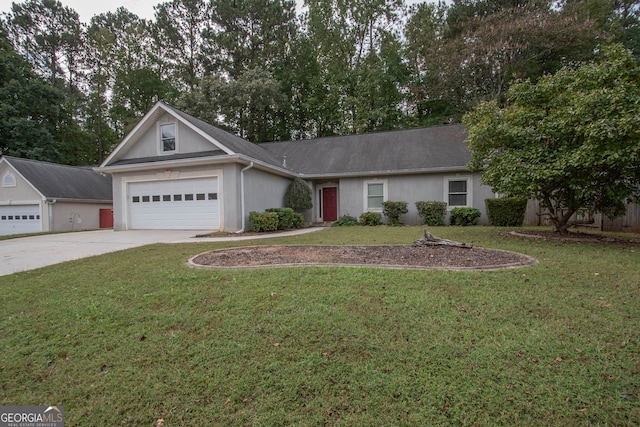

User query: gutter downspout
[236,162,254,233]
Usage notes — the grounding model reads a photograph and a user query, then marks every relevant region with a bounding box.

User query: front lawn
[0,226,638,426]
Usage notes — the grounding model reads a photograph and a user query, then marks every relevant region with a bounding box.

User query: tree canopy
[0,0,638,164]
[464,44,640,233]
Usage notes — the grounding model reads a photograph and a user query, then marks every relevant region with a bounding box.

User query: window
[3,172,16,188]
[173,194,182,201]
[364,180,387,211]
[160,123,176,153]
[163,195,171,202]
[446,177,472,207]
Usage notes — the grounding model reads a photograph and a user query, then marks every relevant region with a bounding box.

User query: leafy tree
[464,44,640,234]
[0,25,64,161]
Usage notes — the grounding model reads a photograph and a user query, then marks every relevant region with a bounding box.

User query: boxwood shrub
[381,201,408,226]
[359,211,382,226]
[450,207,481,226]
[332,215,358,227]
[266,207,304,230]
[249,211,279,232]
[485,198,528,227]
[415,201,447,226]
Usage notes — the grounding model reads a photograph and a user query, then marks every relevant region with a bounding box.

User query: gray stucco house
[0,156,113,235]
[97,101,494,232]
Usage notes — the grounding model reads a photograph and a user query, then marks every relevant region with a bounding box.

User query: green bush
[249,211,279,232]
[382,200,408,226]
[450,207,481,226]
[266,207,303,230]
[284,177,312,211]
[333,215,358,227]
[485,198,528,227]
[415,201,448,226]
[359,211,382,226]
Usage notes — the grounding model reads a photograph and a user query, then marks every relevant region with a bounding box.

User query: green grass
[1,226,638,426]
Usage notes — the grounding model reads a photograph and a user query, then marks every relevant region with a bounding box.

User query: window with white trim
[364,180,387,211]
[445,177,472,207]
[160,123,176,153]
[3,171,16,188]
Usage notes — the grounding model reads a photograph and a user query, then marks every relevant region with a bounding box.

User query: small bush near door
[485,198,528,226]
[359,211,382,226]
[450,207,481,226]
[415,201,447,226]
[332,215,358,226]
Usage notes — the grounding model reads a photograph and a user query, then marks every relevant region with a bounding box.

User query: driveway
[0,228,324,277]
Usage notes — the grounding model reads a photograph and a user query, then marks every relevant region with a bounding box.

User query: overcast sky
[0,0,158,21]
[0,0,426,23]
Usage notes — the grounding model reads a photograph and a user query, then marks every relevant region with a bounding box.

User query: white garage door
[0,205,41,236]
[128,178,220,230]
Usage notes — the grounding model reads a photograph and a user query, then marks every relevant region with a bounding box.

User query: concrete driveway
[0,228,324,277]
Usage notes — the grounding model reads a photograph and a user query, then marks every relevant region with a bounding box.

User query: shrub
[284,177,312,211]
[249,211,279,232]
[450,207,481,226]
[266,207,303,230]
[382,200,408,226]
[485,198,528,227]
[359,211,382,226]
[415,201,448,226]
[333,215,358,227]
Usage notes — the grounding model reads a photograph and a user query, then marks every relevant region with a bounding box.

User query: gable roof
[100,102,472,179]
[101,101,284,170]
[2,156,112,202]
[261,124,470,178]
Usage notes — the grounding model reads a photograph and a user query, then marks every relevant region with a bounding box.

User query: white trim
[363,179,388,212]
[444,175,473,209]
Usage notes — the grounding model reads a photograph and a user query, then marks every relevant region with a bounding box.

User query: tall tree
[0,25,64,161]
[4,0,84,89]
[153,0,210,91]
[464,44,640,234]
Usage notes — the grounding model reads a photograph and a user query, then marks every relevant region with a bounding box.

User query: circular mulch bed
[188,245,537,271]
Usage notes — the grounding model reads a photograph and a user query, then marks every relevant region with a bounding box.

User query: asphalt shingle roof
[4,156,112,201]
[260,124,470,176]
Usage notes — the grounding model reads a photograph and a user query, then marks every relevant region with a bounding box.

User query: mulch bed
[188,244,537,271]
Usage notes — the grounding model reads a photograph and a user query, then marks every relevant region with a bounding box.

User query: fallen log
[413,229,473,249]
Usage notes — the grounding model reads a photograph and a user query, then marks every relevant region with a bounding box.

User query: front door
[322,187,338,222]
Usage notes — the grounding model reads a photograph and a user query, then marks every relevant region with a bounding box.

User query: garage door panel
[128,178,219,230]
[0,205,41,235]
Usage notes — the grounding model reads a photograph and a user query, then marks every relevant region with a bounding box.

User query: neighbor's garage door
[0,205,41,236]
[128,178,220,230]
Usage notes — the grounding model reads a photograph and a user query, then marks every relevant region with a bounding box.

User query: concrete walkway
[0,227,325,277]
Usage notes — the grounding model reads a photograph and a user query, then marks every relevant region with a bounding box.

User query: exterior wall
[242,166,292,229]
[50,202,112,232]
[0,163,47,232]
[123,113,216,160]
[333,172,493,225]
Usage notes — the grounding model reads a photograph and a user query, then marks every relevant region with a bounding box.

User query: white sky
[0,0,426,23]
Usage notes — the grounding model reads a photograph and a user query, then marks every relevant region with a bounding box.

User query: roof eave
[298,165,472,179]
[95,154,297,178]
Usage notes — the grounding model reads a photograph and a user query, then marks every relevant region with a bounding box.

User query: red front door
[322,187,338,222]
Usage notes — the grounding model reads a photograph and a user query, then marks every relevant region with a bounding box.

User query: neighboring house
[97,101,495,232]
[0,156,113,236]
